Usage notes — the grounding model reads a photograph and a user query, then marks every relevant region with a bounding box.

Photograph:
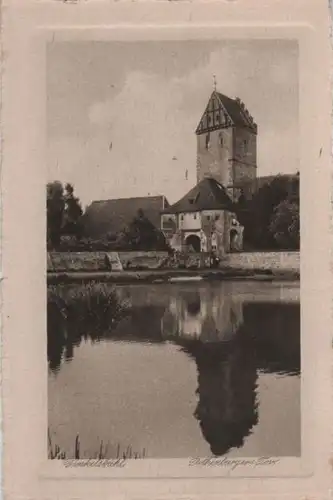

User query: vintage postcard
[1,0,332,499]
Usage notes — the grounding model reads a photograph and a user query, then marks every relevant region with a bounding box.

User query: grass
[48,282,129,335]
[48,430,147,460]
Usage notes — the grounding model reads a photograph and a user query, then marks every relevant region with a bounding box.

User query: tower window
[219,133,224,147]
[205,132,210,149]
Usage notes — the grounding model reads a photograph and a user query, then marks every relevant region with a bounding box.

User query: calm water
[48,280,300,459]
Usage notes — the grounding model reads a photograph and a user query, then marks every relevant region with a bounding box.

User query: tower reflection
[161,285,244,342]
[180,330,258,456]
[47,283,300,456]
[160,286,299,456]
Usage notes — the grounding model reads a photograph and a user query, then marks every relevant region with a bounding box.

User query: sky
[47,39,299,208]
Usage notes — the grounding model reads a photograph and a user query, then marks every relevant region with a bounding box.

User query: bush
[48,282,128,335]
[55,235,171,253]
[236,174,299,250]
[269,200,300,250]
[56,237,118,252]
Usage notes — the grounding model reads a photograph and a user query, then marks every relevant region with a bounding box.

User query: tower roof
[195,90,257,135]
[163,178,234,214]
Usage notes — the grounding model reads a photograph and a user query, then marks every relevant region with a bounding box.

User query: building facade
[161,178,243,256]
[196,91,257,202]
[161,90,257,257]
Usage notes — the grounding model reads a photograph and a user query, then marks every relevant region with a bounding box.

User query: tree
[237,175,299,250]
[123,209,168,250]
[47,181,65,248]
[269,200,300,250]
[63,183,83,239]
[47,181,83,248]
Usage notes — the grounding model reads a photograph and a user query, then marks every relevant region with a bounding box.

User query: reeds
[48,282,128,335]
[48,428,66,459]
[48,430,147,460]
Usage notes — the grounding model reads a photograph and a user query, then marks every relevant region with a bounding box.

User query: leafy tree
[237,175,299,250]
[269,200,300,249]
[47,181,65,248]
[47,181,83,248]
[63,183,83,239]
[123,209,168,250]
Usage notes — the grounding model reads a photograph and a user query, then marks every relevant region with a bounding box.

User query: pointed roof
[163,178,234,214]
[195,90,257,135]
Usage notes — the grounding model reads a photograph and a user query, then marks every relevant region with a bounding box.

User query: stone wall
[221,251,300,272]
[48,250,300,273]
[48,251,211,272]
[48,252,108,272]
[196,127,233,188]
[48,251,169,272]
[118,251,169,270]
[232,128,257,192]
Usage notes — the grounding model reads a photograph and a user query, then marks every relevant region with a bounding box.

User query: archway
[185,234,201,253]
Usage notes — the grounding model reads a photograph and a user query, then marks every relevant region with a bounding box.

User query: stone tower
[195,90,258,201]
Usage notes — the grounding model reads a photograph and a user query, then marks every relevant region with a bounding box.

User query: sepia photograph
[46,38,301,461]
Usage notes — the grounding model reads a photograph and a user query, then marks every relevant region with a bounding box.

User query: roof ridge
[215,91,234,101]
[165,177,233,214]
[91,195,163,204]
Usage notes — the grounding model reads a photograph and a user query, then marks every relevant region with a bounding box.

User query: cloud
[84,70,199,204]
[48,43,299,206]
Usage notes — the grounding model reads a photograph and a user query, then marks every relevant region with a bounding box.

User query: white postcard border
[1,1,332,499]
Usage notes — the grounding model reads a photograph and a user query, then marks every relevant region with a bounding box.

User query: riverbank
[47,268,300,285]
[47,250,300,284]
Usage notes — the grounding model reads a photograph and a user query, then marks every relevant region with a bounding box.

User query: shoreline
[47,268,300,285]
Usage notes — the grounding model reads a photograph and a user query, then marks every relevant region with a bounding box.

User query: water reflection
[48,282,300,457]
[161,288,244,342]
[184,335,258,456]
[178,300,300,456]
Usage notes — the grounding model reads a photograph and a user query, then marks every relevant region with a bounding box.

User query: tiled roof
[163,178,234,214]
[195,91,257,135]
[82,195,168,238]
[216,93,257,131]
